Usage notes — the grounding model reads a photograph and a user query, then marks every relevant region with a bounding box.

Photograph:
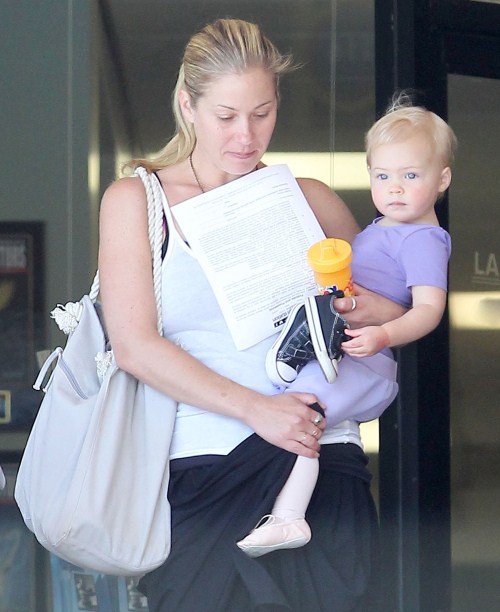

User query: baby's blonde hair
[366,93,457,168]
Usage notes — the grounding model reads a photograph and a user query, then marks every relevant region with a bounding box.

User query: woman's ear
[178,89,195,123]
[439,166,452,193]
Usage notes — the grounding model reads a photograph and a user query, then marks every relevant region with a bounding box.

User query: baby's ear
[439,166,452,192]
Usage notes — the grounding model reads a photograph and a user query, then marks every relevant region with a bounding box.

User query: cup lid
[307,238,352,272]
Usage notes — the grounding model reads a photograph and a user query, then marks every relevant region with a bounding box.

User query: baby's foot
[236,514,311,558]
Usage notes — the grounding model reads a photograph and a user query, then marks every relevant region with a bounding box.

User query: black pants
[139,435,381,612]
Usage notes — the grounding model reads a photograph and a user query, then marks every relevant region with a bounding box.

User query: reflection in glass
[448,73,500,611]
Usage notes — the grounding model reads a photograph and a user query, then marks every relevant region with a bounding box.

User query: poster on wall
[0,222,45,432]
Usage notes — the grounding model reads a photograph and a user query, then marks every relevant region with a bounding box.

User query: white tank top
[158,181,362,458]
[159,187,279,459]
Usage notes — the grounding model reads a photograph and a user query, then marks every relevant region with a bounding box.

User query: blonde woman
[99,18,403,611]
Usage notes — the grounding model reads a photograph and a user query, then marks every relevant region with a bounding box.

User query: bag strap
[88,167,164,335]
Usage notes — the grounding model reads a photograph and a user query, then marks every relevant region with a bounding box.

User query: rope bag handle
[88,167,164,335]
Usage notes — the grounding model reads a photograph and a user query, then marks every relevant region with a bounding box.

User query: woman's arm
[98,177,325,457]
[297,178,406,328]
[335,283,408,328]
[297,178,360,241]
[342,285,446,357]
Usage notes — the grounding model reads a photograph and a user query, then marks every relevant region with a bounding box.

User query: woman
[99,18,402,612]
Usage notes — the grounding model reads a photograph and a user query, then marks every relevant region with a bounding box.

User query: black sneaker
[265,303,316,386]
[304,293,350,383]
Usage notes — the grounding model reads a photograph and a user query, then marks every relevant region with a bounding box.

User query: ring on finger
[313,414,323,426]
[312,428,319,438]
[301,433,307,443]
[351,297,357,311]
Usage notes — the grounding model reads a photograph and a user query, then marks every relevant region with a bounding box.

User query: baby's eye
[376,173,388,180]
[405,172,417,179]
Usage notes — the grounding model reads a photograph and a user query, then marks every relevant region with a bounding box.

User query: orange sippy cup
[307,238,353,296]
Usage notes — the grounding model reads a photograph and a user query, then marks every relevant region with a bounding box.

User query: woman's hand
[243,392,326,459]
[334,283,407,328]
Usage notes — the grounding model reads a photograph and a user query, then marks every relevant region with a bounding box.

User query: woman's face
[181,67,278,179]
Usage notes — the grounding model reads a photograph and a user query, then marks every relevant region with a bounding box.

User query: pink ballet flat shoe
[236,515,311,558]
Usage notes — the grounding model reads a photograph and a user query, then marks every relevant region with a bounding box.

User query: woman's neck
[188,152,259,194]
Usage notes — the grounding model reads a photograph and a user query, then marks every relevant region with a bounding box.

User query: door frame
[374,2,500,610]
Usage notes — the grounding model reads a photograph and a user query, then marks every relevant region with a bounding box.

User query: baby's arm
[342,285,447,357]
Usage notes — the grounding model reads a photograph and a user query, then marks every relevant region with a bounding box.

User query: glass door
[374,2,500,609]
[448,73,500,611]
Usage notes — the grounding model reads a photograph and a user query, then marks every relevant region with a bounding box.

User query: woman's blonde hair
[128,19,294,173]
[365,92,458,168]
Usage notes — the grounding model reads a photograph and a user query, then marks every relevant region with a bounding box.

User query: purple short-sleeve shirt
[351,217,452,308]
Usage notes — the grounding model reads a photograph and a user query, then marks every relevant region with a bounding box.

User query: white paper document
[172,164,325,349]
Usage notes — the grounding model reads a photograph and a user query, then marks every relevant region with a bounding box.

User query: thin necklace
[189,153,207,193]
[189,152,259,194]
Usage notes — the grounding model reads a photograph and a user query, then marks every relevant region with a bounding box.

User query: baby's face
[368,134,451,225]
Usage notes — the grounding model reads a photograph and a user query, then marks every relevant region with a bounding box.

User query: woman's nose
[235,119,253,144]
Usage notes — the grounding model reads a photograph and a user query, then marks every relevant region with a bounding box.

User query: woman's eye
[217,116,233,122]
[254,113,269,119]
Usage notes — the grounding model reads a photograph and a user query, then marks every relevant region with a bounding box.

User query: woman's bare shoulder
[296,176,333,194]
[296,177,360,240]
[99,176,151,229]
[101,175,147,206]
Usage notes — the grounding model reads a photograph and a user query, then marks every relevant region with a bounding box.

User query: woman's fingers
[249,393,326,458]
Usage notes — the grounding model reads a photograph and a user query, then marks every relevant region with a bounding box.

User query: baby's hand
[342,326,390,357]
